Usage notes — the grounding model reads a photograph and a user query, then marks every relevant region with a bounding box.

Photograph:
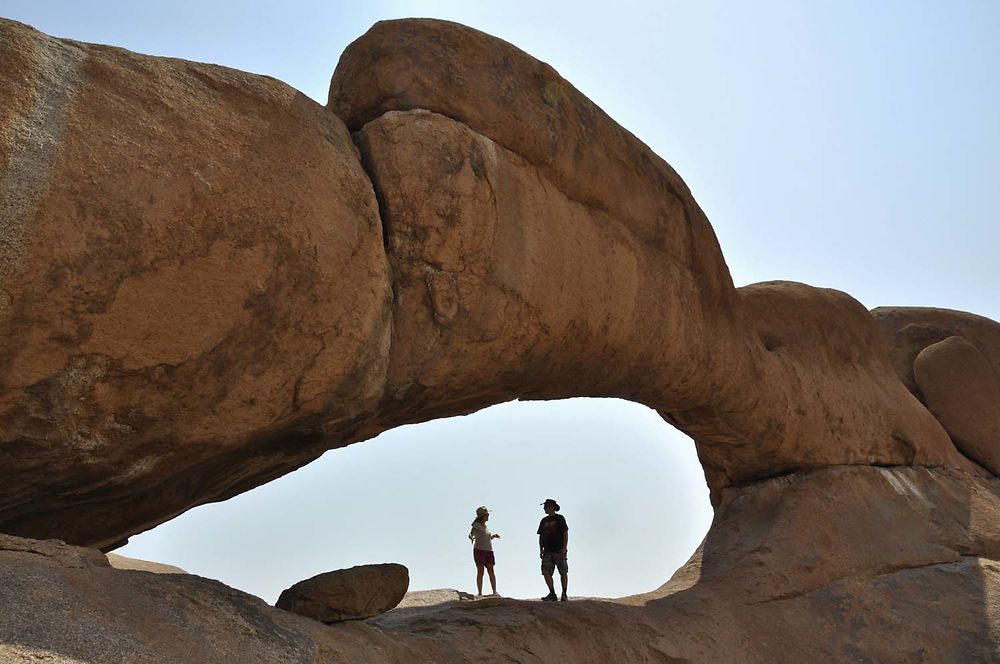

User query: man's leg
[557,557,569,601]
[541,554,557,600]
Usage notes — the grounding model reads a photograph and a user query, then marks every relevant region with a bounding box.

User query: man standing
[537,498,569,601]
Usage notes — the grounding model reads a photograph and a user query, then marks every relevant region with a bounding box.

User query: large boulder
[872,306,1000,397]
[276,563,409,623]
[0,17,391,549]
[914,336,1000,474]
[873,307,1000,474]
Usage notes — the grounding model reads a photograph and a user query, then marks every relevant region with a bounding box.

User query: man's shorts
[541,551,568,575]
[473,548,496,566]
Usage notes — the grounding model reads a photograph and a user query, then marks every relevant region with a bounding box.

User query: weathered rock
[276,563,409,623]
[106,552,186,574]
[0,533,108,569]
[873,307,1000,474]
[330,19,733,304]
[0,534,393,663]
[872,306,1000,398]
[0,17,391,549]
[354,106,966,495]
[914,336,1000,474]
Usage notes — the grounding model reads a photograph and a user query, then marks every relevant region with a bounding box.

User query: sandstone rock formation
[276,563,409,623]
[106,552,186,574]
[0,17,391,550]
[0,15,998,664]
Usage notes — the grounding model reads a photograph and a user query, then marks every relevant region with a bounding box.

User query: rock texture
[0,15,998,664]
[0,17,391,549]
[276,564,409,623]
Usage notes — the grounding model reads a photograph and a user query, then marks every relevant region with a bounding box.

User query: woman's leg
[475,563,485,595]
[486,563,497,594]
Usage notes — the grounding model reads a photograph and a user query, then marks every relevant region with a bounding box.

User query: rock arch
[0,16,998,662]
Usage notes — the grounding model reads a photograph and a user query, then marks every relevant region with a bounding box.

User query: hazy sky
[4,1,997,602]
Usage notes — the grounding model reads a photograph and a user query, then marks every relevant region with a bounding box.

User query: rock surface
[393,588,476,610]
[353,103,965,494]
[276,563,409,623]
[915,336,1000,474]
[0,17,391,549]
[2,466,997,662]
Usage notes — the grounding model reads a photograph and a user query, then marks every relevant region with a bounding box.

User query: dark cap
[540,498,560,511]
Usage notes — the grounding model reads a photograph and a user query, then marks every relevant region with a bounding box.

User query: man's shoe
[541,592,558,601]
[560,593,568,602]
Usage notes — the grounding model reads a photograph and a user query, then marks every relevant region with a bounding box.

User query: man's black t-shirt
[537,514,568,552]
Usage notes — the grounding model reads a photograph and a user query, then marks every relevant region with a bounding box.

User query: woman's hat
[541,498,560,511]
[476,506,490,517]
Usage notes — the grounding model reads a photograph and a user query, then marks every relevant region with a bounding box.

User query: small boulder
[276,564,409,623]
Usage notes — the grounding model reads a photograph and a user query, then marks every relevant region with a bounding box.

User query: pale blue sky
[4,1,997,601]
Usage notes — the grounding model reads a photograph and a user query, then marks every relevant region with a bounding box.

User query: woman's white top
[470,521,493,551]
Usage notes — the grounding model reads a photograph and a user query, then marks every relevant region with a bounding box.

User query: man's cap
[540,498,560,511]
[475,506,490,518]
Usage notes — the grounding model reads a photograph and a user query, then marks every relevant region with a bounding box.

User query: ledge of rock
[276,563,409,623]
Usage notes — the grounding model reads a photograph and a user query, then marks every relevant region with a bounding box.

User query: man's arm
[539,534,545,558]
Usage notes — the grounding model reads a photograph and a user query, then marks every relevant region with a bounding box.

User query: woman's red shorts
[473,548,496,566]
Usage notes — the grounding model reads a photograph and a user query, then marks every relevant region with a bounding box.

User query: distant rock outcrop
[106,552,187,575]
[0,15,997,664]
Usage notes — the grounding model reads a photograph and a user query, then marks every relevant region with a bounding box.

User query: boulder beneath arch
[276,563,409,623]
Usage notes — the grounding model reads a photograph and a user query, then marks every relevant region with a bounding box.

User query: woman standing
[469,506,500,596]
